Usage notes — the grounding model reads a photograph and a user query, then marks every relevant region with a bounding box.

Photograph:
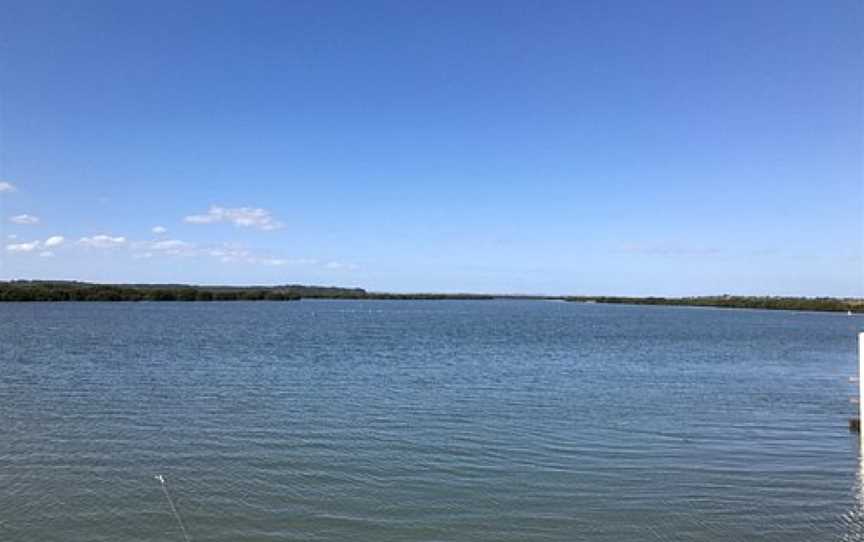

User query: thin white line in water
[156,474,191,542]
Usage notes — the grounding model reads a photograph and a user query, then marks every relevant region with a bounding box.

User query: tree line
[0,281,303,302]
[2,282,859,311]
[565,295,862,313]
[0,281,496,302]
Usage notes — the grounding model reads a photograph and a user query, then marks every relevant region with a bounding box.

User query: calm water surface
[1,300,863,541]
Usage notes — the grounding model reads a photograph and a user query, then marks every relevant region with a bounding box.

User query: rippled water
[1,300,863,541]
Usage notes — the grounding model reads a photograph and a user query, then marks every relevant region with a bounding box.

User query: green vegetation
[565,295,864,313]
[0,281,494,302]
[0,281,303,302]
[1,281,860,313]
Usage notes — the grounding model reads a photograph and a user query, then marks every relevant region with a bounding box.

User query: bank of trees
[0,281,302,302]
[565,295,861,313]
[0,281,504,302]
[4,282,857,312]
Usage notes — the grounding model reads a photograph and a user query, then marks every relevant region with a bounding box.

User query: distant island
[0,281,860,313]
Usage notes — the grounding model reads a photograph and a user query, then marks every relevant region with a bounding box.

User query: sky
[0,0,861,296]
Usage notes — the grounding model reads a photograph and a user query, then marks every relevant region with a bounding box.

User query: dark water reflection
[1,300,862,541]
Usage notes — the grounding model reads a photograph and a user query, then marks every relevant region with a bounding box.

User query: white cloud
[129,237,320,269]
[6,235,65,254]
[39,251,54,258]
[150,239,194,255]
[199,245,310,266]
[132,240,259,261]
[44,236,64,248]
[258,257,291,266]
[9,214,39,225]
[78,234,127,248]
[250,256,320,266]
[6,241,40,252]
[152,239,190,250]
[184,206,284,231]
[151,225,167,234]
[7,234,17,240]
[0,181,16,193]
[205,245,253,263]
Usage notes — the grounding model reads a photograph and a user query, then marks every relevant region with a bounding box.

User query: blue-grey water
[1,300,863,541]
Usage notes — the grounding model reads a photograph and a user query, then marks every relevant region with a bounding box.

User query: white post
[859,332,864,426]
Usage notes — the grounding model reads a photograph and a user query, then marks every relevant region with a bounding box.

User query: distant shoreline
[0,280,860,313]
[563,296,862,314]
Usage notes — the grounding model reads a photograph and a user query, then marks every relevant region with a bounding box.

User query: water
[1,300,862,541]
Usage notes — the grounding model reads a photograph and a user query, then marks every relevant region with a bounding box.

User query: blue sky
[0,0,861,295]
